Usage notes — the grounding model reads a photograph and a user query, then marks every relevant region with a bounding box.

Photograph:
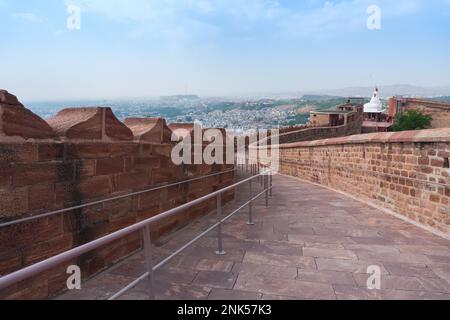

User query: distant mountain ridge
[302,85,450,99]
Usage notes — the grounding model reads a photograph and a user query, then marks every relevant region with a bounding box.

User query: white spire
[364,86,384,113]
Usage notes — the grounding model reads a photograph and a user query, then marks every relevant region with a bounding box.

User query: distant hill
[161,95,200,101]
[431,96,450,103]
[303,85,450,99]
[301,94,342,102]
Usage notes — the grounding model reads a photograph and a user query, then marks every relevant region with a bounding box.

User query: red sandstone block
[445,187,450,197]
[152,169,176,185]
[76,221,110,244]
[55,182,77,206]
[124,157,134,172]
[152,145,172,158]
[420,166,433,174]
[104,109,134,141]
[418,157,430,165]
[77,176,112,199]
[431,158,445,167]
[13,162,74,187]
[23,234,74,265]
[124,118,173,143]
[0,164,12,189]
[138,144,152,156]
[47,107,133,141]
[437,151,450,158]
[96,157,125,175]
[0,144,38,163]
[109,214,137,233]
[38,143,64,161]
[430,195,441,203]
[77,204,108,229]
[136,206,160,222]
[114,172,149,192]
[104,197,134,220]
[138,190,161,211]
[0,188,28,219]
[0,275,49,300]
[109,143,137,157]
[0,215,63,251]
[66,143,110,159]
[134,156,161,171]
[0,93,55,139]
[28,183,55,212]
[0,249,23,277]
[74,159,96,178]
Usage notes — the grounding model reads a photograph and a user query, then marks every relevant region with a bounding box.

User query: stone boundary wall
[402,98,450,129]
[275,128,450,237]
[276,120,362,144]
[0,91,234,299]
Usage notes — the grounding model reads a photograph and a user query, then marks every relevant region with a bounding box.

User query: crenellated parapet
[47,107,134,141]
[0,90,55,140]
[0,90,235,300]
[124,117,172,144]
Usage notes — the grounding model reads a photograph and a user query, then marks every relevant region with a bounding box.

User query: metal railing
[0,164,273,300]
[0,168,237,228]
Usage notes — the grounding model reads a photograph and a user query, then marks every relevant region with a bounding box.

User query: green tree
[391,110,432,132]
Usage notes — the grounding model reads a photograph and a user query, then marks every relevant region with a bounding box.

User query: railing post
[247,179,255,226]
[269,172,273,197]
[260,165,263,187]
[142,225,155,300]
[215,193,226,255]
[265,174,269,208]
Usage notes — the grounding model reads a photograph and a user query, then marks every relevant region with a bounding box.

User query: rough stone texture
[274,128,450,236]
[269,110,363,145]
[169,123,195,141]
[402,98,450,129]
[124,118,173,143]
[47,107,133,141]
[0,90,54,139]
[0,101,234,300]
[56,174,450,300]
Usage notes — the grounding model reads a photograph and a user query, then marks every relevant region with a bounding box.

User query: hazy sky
[1,0,450,100]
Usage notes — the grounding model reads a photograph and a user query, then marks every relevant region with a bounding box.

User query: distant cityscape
[25,87,450,132]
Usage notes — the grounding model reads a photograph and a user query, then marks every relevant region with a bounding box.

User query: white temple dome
[364,87,385,113]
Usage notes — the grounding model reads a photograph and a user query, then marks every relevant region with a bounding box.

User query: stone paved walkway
[58,174,450,300]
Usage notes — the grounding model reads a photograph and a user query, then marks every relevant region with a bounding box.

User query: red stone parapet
[169,123,195,141]
[47,107,133,141]
[279,128,450,148]
[124,117,173,144]
[0,90,55,139]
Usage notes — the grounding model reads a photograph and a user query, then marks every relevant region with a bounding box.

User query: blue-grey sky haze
[1,0,449,100]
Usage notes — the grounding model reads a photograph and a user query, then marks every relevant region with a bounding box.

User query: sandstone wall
[0,91,234,299]
[403,98,450,129]
[276,129,450,236]
[271,118,362,145]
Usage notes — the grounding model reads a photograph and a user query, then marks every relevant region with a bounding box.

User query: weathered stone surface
[169,123,195,140]
[234,275,336,300]
[124,118,172,143]
[0,90,54,139]
[208,289,262,300]
[193,271,237,289]
[277,128,450,236]
[47,107,133,141]
[55,175,450,301]
[0,90,23,106]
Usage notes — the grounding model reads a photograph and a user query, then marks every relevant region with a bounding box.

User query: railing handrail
[0,168,237,228]
[0,169,272,293]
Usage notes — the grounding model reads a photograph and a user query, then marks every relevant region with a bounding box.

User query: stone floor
[57,173,450,300]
